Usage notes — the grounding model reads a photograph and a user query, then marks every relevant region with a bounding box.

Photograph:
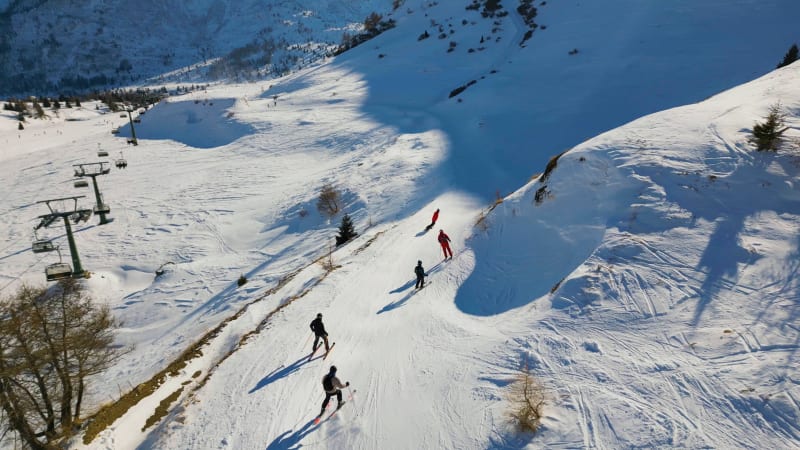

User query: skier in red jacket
[425,208,440,231]
[438,229,453,259]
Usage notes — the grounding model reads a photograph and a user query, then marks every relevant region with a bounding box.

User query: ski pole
[347,385,358,416]
[302,332,312,351]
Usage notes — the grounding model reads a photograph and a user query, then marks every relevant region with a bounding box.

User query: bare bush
[364,12,383,32]
[316,184,341,219]
[319,242,335,272]
[506,366,545,433]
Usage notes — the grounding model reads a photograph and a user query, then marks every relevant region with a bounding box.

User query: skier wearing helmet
[414,260,426,289]
[309,313,330,352]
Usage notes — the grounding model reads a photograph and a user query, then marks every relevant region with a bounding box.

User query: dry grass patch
[142,387,184,432]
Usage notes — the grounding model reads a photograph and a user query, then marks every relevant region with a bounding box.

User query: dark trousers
[320,390,342,415]
[313,334,330,351]
[415,274,425,289]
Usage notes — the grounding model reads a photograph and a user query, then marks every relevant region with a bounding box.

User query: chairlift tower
[125,106,139,145]
[34,196,93,280]
[73,162,112,225]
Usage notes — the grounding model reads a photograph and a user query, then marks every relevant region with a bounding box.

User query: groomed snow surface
[1,1,800,449]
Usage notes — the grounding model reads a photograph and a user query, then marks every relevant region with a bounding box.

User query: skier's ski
[414,280,432,291]
[308,345,320,361]
[323,342,336,360]
[314,400,345,425]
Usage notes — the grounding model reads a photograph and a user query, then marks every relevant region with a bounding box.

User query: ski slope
[1,1,799,449]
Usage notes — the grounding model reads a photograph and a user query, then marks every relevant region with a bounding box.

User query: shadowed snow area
[117,98,255,148]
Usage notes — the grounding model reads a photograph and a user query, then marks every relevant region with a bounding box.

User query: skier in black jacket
[414,260,426,289]
[310,313,330,352]
[318,365,349,418]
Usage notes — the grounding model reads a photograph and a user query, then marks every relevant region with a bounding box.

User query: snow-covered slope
[1,1,799,449]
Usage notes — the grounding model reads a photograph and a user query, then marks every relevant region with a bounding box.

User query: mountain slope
[131,63,800,449]
[0,0,394,94]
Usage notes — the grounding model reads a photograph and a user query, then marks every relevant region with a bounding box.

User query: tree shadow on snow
[264,419,318,450]
[249,355,314,394]
[486,433,534,450]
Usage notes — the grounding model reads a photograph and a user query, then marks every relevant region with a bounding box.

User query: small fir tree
[18,122,24,130]
[335,213,358,246]
[777,43,799,69]
[750,103,788,151]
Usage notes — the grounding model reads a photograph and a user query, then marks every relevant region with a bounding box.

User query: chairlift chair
[119,113,127,118]
[133,117,141,123]
[74,179,88,188]
[94,204,111,215]
[32,238,55,253]
[46,263,73,281]
[111,127,120,134]
[98,150,109,157]
[115,158,128,169]
[70,210,92,224]
[44,247,73,281]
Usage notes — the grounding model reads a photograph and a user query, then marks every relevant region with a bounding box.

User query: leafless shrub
[319,242,335,272]
[316,184,341,219]
[506,366,545,434]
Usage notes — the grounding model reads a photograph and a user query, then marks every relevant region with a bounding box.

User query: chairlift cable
[0,253,47,295]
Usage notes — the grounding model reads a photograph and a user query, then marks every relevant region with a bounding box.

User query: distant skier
[438,229,453,259]
[310,313,330,353]
[414,260,426,289]
[318,365,349,418]
[425,209,440,231]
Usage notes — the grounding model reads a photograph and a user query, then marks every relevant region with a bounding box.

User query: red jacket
[431,209,439,223]
[438,231,450,244]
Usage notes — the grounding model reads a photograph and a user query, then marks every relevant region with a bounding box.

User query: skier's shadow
[379,262,444,314]
[414,227,433,238]
[249,355,314,394]
[265,419,318,450]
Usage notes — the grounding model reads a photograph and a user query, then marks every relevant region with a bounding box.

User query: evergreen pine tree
[777,43,799,69]
[335,213,358,246]
[18,122,24,130]
[750,103,788,151]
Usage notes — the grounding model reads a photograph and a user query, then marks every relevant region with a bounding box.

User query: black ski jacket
[310,317,327,336]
